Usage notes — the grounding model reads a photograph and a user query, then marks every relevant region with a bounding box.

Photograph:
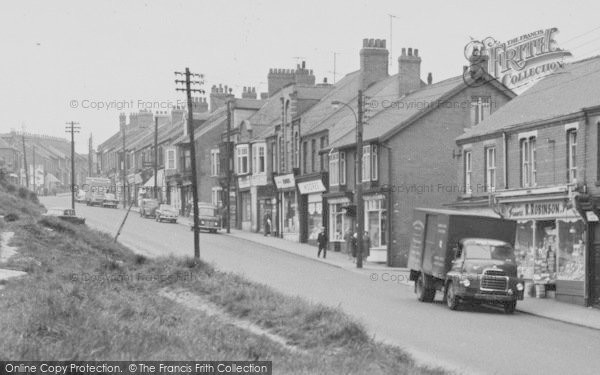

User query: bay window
[236,144,249,175]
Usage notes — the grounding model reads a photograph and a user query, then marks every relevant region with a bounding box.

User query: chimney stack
[398,46,422,96]
[210,84,231,112]
[241,86,258,99]
[427,72,433,85]
[360,38,389,89]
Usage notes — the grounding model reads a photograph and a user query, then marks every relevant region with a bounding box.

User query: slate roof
[457,55,600,142]
[327,74,466,149]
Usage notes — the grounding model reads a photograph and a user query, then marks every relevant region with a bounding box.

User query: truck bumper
[456,287,523,302]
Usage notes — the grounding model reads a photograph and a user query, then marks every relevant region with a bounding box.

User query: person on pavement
[317,226,328,258]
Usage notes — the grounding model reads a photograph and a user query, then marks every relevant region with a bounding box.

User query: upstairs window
[311,139,317,173]
[471,96,491,126]
[361,145,378,182]
[236,145,249,175]
[339,151,346,185]
[252,143,266,174]
[329,152,339,186]
[166,148,176,170]
[567,130,577,183]
[302,141,308,174]
[485,147,496,192]
[464,150,472,193]
[210,149,220,176]
[520,137,536,187]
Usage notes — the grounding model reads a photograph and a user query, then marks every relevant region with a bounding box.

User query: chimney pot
[414,49,419,57]
[302,61,306,69]
[363,38,368,47]
[402,47,406,56]
[408,48,413,56]
[323,77,328,83]
[427,72,432,85]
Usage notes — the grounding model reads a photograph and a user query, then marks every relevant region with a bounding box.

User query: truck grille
[480,269,508,291]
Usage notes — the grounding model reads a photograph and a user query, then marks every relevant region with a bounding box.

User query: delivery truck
[408,208,524,314]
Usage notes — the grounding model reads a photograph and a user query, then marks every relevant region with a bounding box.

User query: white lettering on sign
[500,200,577,219]
[274,174,295,189]
[298,180,326,194]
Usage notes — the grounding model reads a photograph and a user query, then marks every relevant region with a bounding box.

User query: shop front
[297,178,326,245]
[238,175,252,231]
[364,194,387,263]
[327,196,354,254]
[275,173,299,242]
[497,194,587,305]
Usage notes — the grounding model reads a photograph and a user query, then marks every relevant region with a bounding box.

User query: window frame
[567,130,577,183]
[464,150,472,193]
[236,144,249,175]
[485,147,496,192]
[329,151,339,186]
[210,149,220,177]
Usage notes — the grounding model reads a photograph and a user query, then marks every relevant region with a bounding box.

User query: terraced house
[454,56,600,308]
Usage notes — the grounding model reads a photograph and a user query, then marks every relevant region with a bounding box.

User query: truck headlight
[516,283,524,291]
[461,279,471,287]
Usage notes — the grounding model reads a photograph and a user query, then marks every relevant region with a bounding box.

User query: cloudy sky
[1,0,600,152]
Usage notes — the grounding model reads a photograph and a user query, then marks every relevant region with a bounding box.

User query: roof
[0,137,12,149]
[328,75,465,149]
[457,55,600,141]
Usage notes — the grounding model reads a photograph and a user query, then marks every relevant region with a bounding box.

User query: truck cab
[445,238,524,313]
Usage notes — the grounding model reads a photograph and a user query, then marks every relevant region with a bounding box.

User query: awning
[144,169,165,187]
[127,173,142,184]
[45,173,60,184]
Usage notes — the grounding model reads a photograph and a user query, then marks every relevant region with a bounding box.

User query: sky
[1,0,600,153]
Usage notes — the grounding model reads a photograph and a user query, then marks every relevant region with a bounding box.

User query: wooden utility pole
[32,144,36,193]
[21,132,29,188]
[121,123,127,208]
[154,116,159,201]
[356,90,365,269]
[175,68,205,259]
[226,98,233,234]
[65,121,80,210]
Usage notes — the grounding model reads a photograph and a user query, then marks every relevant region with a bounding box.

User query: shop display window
[515,221,534,279]
[365,198,387,248]
[307,201,323,240]
[533,220,557,283]
[557,220,585,281]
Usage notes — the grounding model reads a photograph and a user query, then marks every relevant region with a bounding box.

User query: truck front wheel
[445,281,460,310]
[416,274,435,302]
[503,301,517,314]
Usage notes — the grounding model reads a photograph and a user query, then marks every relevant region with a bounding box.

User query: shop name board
[274,174,295,189]
[298,180,325,194]
[238,175,251,189]
[501,201,571,219]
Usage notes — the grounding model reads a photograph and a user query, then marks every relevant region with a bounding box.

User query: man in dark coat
[317,227,328,258]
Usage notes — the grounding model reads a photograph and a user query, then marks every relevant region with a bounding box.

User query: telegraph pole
[154,115,159,201]
[356,90,365,269]
[226,98,233,234]
[21,132,29,188]
[175,68,205,259]
[121,122,127,208]
[65,121,81,210]
[32,144,36,193]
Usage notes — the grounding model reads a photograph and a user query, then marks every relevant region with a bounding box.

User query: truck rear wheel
[416,274,435,302]
[445,281,460,310]
[503,301,517,314]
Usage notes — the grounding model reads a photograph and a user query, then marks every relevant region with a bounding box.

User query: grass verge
[0,181,447,374]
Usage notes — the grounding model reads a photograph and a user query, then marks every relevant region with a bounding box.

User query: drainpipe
[381,142,393,267]
[502,131,508,190]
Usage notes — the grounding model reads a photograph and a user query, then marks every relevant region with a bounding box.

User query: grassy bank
[0,181,446,374]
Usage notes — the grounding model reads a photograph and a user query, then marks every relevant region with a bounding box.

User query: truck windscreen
[465,244,515,261]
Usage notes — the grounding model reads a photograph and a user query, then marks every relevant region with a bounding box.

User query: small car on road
[139,198,159,218]
[102,193,119,208]
[43,207,86,225]
[155,204,178,223]
[190,202,222,233]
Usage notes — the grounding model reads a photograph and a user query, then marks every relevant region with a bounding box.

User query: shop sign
[499,200,575,219]
[251,174,267,186]
[274,173,295,190]
[298,180,326,194]
[238,175,250,189]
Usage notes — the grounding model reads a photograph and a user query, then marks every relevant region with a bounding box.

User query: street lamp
[332,89,365,268]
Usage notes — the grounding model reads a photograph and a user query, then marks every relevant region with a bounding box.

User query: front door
[591,223,600,307]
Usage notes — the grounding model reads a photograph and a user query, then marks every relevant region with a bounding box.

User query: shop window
[534,220,557,283]
[470,96,491,126]
[484,147,496,192]
[567,130,577,183]
[557,220,585,281]
[365,198,387,248]
[329,203,348,241]
[521,137,536,187]
[307,200,323,241]
[241,192,251,221]
[515,221,535,279]
[464,150,472,193]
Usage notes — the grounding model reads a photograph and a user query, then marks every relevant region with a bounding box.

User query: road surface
[41,196,600,375]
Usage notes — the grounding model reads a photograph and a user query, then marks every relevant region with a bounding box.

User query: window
[362,145,371,182]
[210,149,220,176]
[485,147,496,192]
[567,130,577,183]
[302,141,308,174]
[166,148,176,170]
[371,145,378,181]
[183,149,191,171]
[339,152,346,185]
[320,136,328,170]
[311,139,316,173]
[252,143,266,174]
[236,145,249,174]
[211,186,222,207]
[471,96,491,126]
[158,146,164,166]
[329,152,339,186]
[329,203,349,241]
[464,150,472,193]
[365,198,387,248]
[520,137,536,187]
[294,132,299,168]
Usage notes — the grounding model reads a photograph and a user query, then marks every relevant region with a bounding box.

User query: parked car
[43,207,86,225]
[408,208,523,314]
[155,204,178,223]
[191,202,222,233]
[139,198,159,218]
[102,193,119,208]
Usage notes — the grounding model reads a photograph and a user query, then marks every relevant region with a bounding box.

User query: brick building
[454,56,600,308]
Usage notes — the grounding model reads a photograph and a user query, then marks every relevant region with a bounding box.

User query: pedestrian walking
[317,227,328,258]
[351,232,358,263]
[362,231,371,263]
[264,213,271,236]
